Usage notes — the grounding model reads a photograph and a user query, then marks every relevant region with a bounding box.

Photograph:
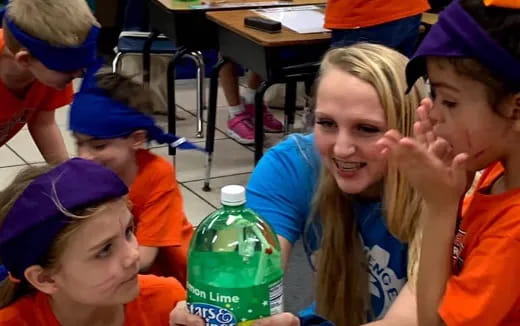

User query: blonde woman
[169,43,425,326]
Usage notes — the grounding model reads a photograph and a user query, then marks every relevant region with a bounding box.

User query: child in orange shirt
[0,0,100,163]
[69,66,200,285]
[0,158,186,325]
[378,0,520,325]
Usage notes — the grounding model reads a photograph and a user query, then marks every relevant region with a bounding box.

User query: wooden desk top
[156,0,326,11]
[206,9,438,47]
[207,9,330,47]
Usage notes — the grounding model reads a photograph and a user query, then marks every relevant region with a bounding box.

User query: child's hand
[169,301,299,326]
[169,301,204,326]
[377,129,468,210]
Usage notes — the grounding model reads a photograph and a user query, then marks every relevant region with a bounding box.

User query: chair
[112,0,207,139]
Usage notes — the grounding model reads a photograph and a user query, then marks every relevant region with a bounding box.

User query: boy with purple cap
[69,65,202,286]
[0,0,100,163]
[377,0,520,324]
[0,158,186,325]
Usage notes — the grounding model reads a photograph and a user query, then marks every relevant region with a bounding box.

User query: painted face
[314,68,388,198]
[51,199,140,306]
[426,58,513,172]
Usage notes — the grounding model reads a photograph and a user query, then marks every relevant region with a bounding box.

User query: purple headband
[0,158,128,280]
[406,0,520,91]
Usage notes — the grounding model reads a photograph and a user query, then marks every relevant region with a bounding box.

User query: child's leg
[242,72,284,133]
[220,62,255,144]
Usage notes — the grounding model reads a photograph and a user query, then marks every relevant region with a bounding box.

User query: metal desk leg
[167,46,190,164]
[183,51,205,138]
[203,58,228,192]
[142,30,159,86]
[284,80,297,135]
[254,81,272,164]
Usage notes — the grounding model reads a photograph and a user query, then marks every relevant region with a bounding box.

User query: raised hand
[377,129,468,209]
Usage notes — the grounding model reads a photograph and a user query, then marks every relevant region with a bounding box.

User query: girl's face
[426,59,513,172]
[314,68,388,198]
[51,199,140,306]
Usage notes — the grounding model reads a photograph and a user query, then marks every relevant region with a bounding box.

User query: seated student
[69,66,199,285]
[170,43,426,326]
[0,159,186,325]
[378,0,520,324]
[0,0,100,163]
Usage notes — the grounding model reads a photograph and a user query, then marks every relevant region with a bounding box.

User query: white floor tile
[6,128,77,164]
[0,146,25,167]
[0,165,26,190]
[54,105,71,128]
[174,79,229,112]
[180,184,216,226]
[151,139,254,183]
[183,173,251,208]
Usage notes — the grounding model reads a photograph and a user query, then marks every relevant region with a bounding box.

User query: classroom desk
[203,8,330,190]
[145,0,327,158]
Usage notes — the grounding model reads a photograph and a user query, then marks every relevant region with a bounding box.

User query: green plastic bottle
[187,185,284,326]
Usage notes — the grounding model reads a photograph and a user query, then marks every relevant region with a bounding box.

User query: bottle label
[187,277,283,325]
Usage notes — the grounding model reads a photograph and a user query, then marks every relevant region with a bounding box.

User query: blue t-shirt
[246,133,408,320]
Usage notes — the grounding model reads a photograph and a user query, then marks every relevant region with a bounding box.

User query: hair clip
[484,0,520,9]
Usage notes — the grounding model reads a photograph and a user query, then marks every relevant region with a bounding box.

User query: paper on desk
[254,6,330,34]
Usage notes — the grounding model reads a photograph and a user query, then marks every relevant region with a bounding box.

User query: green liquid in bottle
[187,185,284,326]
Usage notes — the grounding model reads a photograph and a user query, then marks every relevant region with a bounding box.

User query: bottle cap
[221,185,246,206]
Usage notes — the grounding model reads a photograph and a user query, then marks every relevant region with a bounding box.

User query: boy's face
[426,58,513,172]
[74,132,143,182]
[51,199,140,306]
[14,51,84,90]
[28,59,83,90]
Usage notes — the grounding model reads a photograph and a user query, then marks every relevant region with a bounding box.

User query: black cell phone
[244,16,282,33]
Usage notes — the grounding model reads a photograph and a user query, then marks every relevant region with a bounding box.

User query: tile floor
[0,79,305,226]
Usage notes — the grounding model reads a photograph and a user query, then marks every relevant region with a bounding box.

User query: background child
[69,66,197,285]
[0,159,185,325]
[378,0,520,324]
[0,0,100,163]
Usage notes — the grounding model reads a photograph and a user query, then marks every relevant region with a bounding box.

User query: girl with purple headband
[0,159,186,325]
[377,0,520,325]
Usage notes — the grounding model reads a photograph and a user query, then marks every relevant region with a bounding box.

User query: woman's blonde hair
[313,43,425,326]
[0,165,106,308]
[3,0,99,52]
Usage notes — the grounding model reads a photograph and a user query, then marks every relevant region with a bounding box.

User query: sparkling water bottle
[187,185,284,326]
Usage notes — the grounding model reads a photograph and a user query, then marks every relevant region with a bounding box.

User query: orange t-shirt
[129,149,194,285]
[324,0,430,29]
[439,162,520,325]
[0,275,186,325]
[0,30,73,146]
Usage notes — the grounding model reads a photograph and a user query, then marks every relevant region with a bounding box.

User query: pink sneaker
[244,102,284,133]
[227,111,255,145]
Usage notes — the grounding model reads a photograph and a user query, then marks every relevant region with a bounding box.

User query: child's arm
[363,282,418,326]
[139,245,159,272]
[416,205,458,326]
[28,110,68,163]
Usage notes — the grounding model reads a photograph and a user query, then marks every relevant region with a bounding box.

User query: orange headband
[484,0,520,8]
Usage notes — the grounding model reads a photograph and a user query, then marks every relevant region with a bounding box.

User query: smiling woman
[0,159,186,325]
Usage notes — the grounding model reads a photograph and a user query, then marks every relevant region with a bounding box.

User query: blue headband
[406,0,520,91]
[0,159,128,281]
[0,7,100,72]
[69,64,204,151]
